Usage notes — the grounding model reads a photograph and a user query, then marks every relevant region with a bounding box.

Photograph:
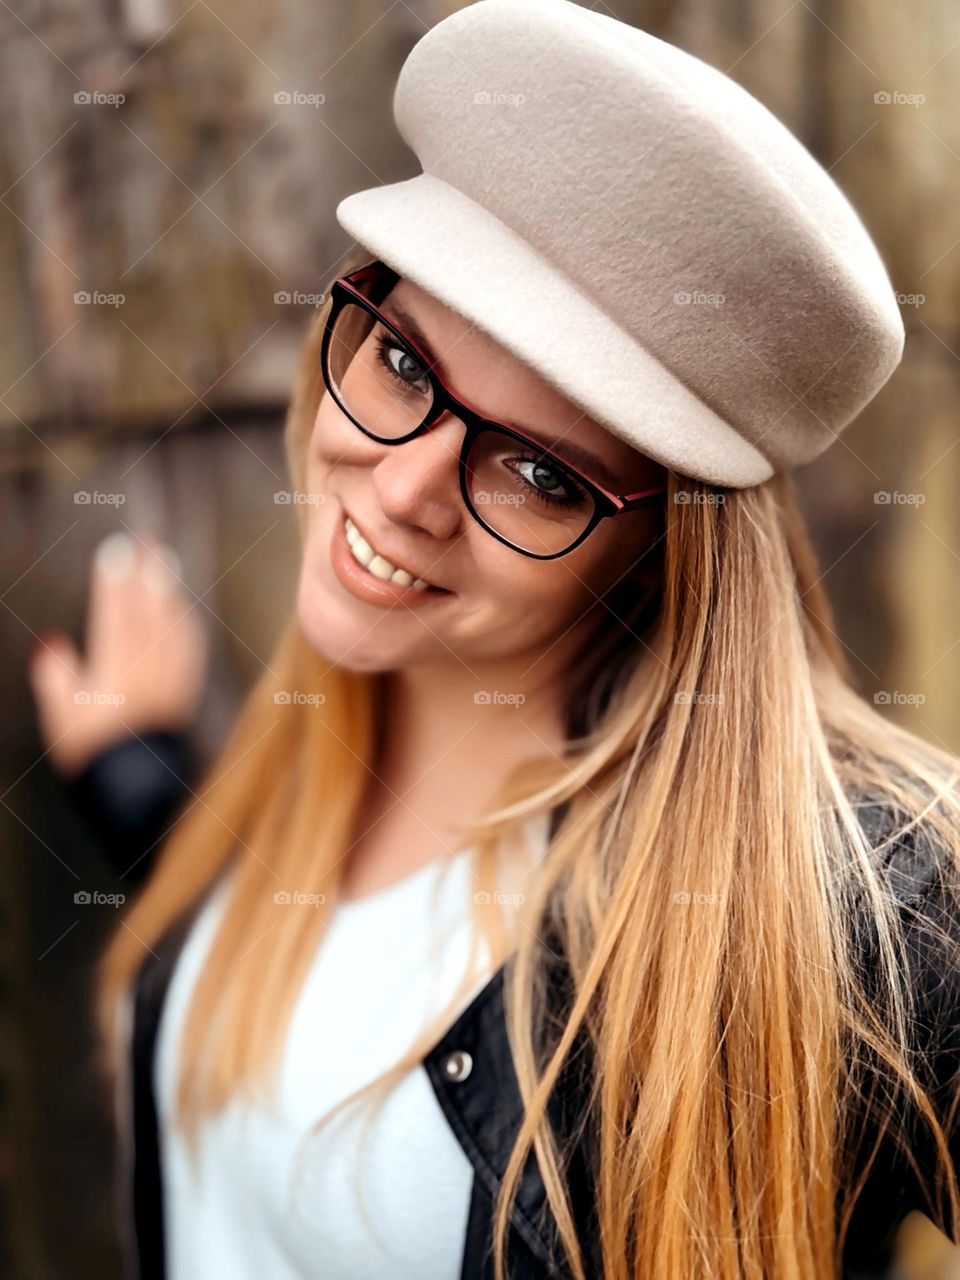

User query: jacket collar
[422,949,600,1279]
[424,964,556,1267]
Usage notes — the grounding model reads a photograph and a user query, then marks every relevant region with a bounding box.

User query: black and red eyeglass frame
[320,259,669,561]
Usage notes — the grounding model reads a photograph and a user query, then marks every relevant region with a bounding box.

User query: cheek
[308,394,365,464]
[308,397,340,459]
[302,400,367,497]
[474,544,596,629]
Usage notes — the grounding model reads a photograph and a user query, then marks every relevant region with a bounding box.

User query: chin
[293,564,401,674]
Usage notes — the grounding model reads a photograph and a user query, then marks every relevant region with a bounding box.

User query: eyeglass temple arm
[617,483,669,511]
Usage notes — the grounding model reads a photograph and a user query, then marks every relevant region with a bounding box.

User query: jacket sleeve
[63,729,197,887]
[841,806,960,1278]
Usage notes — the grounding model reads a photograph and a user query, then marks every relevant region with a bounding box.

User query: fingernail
[96,532,136,581]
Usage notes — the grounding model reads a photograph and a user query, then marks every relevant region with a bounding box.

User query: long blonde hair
[98,247,960,1278]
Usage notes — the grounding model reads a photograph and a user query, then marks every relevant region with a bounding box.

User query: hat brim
[336,172,773,489]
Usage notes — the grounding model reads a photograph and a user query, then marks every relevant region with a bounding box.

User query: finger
[137,539,195,665]
[137,542,208,720]
[87,532,139,670]
[28,632,83,746]
[141,537,184,603]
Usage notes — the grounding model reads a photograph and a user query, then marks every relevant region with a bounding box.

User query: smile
[344,515,440,592]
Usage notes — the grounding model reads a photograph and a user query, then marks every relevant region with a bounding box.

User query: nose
[370,409,466,541]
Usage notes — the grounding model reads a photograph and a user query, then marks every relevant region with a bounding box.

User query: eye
[509,454,589,510]
[374,331,430,394]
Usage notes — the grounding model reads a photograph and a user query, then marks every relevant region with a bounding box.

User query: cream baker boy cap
[336,0,905,489]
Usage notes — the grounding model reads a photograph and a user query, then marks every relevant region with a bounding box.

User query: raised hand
[28,533,208,777]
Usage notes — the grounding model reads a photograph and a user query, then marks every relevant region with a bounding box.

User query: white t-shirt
[154,815,549,1279]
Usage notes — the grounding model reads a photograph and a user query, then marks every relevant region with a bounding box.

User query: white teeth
[344,516,431,590]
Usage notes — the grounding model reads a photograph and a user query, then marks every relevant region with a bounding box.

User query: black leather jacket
[67,731,960,1280]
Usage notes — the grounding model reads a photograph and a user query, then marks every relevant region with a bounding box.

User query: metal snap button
[442,1049,473,1082]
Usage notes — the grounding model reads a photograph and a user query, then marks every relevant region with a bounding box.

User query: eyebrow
[379,300,622,492]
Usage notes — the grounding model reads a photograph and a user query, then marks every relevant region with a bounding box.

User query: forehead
[381,277,666,490]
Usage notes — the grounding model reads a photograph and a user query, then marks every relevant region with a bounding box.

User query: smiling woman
[29,2,960,1280]
[294,259,669,686]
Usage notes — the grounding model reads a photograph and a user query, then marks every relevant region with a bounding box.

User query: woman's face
[297,274,667,673]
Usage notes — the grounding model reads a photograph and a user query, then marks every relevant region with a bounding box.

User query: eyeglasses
[319,260,667,560]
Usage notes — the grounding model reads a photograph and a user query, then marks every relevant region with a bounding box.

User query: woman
[30,2,960,1278]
